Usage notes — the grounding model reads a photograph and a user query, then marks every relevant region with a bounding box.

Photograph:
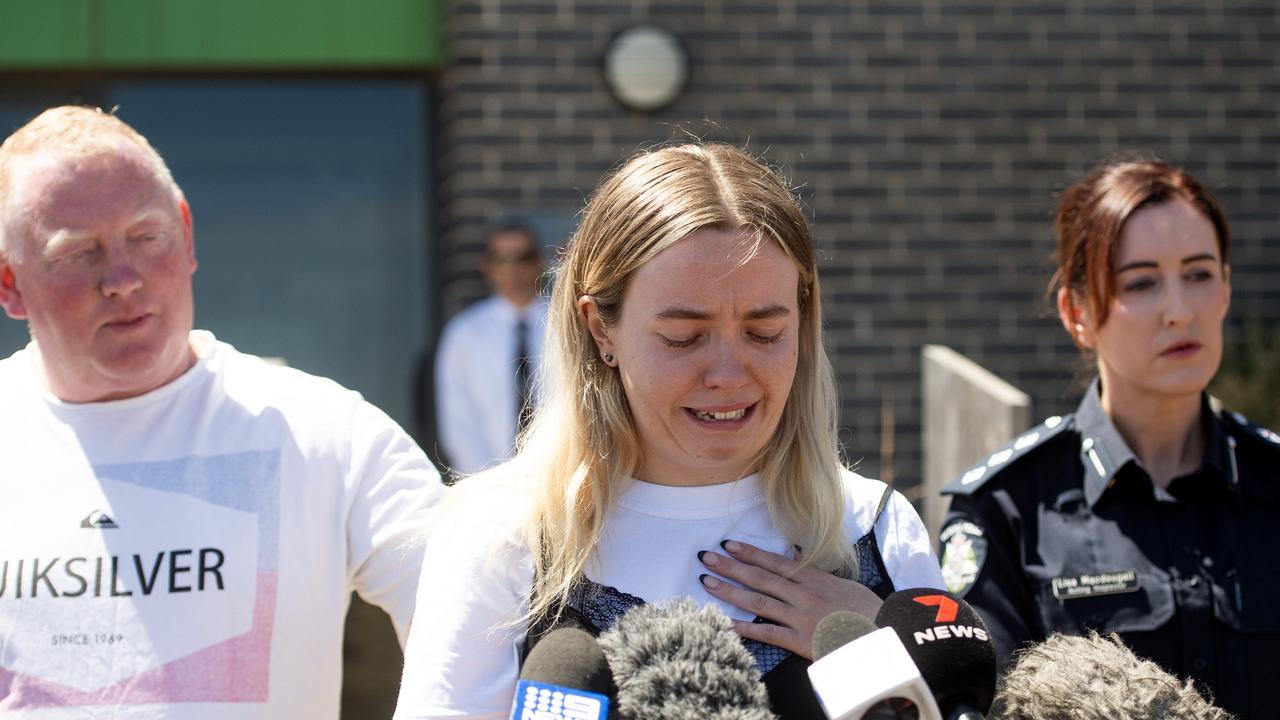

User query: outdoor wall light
[602,24,689,113]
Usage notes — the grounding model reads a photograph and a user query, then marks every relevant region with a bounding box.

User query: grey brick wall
[434,0,1280,492]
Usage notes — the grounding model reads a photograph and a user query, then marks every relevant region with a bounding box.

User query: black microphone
[874,589,997,720]
[597,597,776,719]
[513,627,615,719]
[808,610,943,720]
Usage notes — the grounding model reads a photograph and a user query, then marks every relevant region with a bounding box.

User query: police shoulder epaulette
[942,414,1076,496]
[1220,408,1280,451]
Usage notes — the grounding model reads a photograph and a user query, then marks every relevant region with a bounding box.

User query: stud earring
[603,353,615,364]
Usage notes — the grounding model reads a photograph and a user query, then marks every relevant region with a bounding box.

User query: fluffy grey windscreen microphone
[811,610,879,661]
[597,597,776,720]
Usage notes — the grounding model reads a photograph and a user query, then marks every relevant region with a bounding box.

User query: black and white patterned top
[525,484,901,719]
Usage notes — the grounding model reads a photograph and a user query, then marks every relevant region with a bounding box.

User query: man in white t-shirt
[433,223,548,475]
[0,106,442,718]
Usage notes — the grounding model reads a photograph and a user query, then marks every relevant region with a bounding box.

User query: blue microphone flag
[509,679,610,720]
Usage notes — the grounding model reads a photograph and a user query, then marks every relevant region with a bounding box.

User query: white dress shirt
[434,295,549,475]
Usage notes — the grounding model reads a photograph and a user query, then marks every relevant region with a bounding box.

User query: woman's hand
[697,539,883,660]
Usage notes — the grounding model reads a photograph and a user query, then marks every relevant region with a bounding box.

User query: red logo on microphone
[914,594,959,623]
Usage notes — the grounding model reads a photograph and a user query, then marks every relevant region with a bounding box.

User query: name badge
[1050,570,1140,600]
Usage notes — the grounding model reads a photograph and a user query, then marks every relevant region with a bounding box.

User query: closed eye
[659,334,698,348]
[130,231,170,246]
[52,247,98,264]
[749,330,785,345]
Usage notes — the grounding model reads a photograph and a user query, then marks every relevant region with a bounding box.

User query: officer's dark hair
[1052,154,1229,341]
[993,632,1233,720]
[483,222,542,262]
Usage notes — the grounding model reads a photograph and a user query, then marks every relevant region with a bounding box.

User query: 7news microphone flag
[874,589,996,720]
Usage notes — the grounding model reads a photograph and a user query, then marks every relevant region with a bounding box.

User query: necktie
[515,317,531,434]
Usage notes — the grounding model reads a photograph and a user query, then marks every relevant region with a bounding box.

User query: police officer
[940,156,1280,719]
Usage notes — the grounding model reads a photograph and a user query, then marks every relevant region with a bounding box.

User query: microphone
[813,610,879,660]
[874,589,997,720]
[512,627,614,720]
[993,631,1232,720]
[807,610,944,720]
[597,597,775,719]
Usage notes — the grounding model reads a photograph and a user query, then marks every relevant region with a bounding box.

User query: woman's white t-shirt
[394,469,943,719]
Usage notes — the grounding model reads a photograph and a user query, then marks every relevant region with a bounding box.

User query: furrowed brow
[655,305,791,321]
[744,304,791,320]
[656,307,711,321]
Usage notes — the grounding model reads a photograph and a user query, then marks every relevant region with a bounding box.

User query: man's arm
[344,399,445,644]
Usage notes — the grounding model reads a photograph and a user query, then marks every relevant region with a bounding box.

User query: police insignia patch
[939,520,987,597]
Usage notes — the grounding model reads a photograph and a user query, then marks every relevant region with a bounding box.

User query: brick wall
[434,0,1279,491]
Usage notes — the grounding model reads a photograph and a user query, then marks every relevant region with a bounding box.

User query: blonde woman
[394,144,943,718]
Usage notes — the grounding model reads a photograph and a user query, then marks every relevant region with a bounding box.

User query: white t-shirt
[434,296,549,475]
[0,331,443,719]
[393,469,944,719]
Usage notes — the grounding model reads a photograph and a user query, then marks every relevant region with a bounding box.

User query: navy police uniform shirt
[940,379,1280,719]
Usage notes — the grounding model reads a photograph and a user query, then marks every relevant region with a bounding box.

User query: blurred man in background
[434,223,547,476]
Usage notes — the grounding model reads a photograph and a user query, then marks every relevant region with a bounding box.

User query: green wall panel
[0,1,93,67]
[0,0,444,69]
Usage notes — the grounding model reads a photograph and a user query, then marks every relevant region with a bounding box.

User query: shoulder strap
[873,483,894,525]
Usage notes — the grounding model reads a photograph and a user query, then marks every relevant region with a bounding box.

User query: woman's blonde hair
[515,142,850,626]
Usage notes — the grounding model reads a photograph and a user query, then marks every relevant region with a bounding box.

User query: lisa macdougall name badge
[1051,570,1140,601]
